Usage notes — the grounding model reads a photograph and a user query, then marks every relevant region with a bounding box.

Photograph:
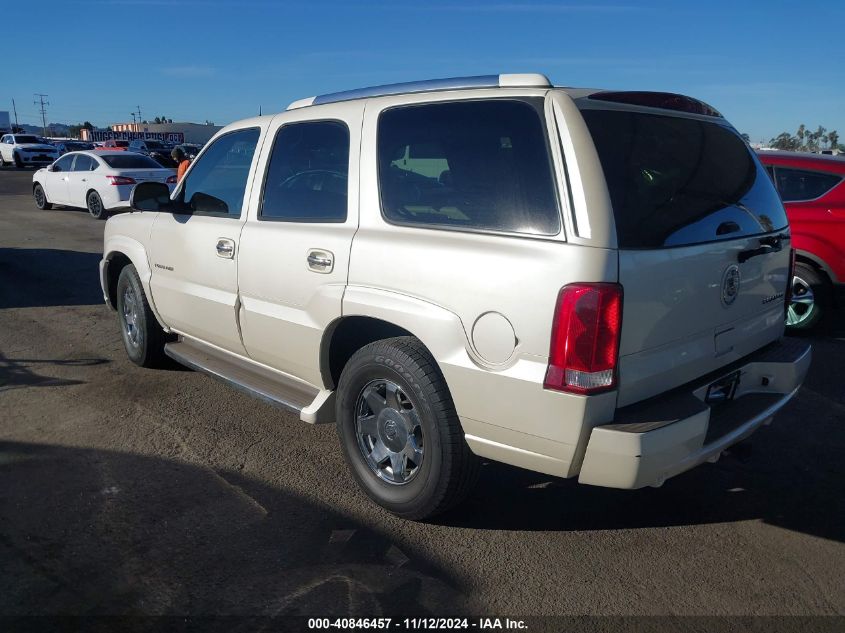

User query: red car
[757,151,845,329]
[100,140,130,151]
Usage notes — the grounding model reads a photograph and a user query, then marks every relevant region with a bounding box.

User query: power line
[34,93,49,136]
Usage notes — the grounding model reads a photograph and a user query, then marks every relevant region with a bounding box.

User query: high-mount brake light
[588,91,723,118]
[544,283,623,395]
[107,175,136,185]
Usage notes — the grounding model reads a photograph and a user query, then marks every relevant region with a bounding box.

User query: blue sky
[4,0,843,142]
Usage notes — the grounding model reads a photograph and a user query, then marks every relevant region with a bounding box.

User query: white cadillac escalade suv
[100,74,811,520]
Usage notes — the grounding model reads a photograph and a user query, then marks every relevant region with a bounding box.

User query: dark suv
[127,139,177,167]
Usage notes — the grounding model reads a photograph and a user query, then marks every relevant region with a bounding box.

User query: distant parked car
[55,141,95,155]
[0,133,59,168]
[101,140,130,151]
[758,151,845,329]
[128,139,177,167]
[32,151,176,219]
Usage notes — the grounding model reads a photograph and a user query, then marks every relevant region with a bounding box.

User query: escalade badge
[721,265,741,306]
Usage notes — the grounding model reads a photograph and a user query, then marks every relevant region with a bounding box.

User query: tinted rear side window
[775,167,842,202]
[378,99,560,236]
[581,109,787,248]
[261,121,349,222]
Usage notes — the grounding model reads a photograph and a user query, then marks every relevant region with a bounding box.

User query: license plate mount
[706,370,741,405]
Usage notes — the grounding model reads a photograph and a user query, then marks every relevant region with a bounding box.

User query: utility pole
[34,93,49,137]
[11,98,19,131]
[34,93,50,136]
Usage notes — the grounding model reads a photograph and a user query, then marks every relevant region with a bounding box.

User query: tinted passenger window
[182,128,260,218]
[54,155,74,171]
[582,109,788,248]
[775,168,842,202]
[378,99,560,235]
[261,121,349,222]
[72,155,92,171]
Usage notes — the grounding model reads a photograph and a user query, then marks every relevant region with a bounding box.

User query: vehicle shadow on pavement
[440,318,845,543]
[0,354,108,392]
[0,248,103,309]
[0,441,469,617]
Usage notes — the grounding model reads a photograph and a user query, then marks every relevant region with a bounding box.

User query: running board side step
[164,338,333,421]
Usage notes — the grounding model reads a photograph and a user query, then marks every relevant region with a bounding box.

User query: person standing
[171,147,190,182]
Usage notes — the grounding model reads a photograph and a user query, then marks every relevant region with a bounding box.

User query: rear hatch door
[579,104,791,407]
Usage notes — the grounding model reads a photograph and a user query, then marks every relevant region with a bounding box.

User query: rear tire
[116,264,169,368]
[33,183,52,210]
[87,190,107,219]
[787,262,829,331]
[336,336,479,520]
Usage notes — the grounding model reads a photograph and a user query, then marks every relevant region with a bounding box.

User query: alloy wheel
[121,285,141,348]
[354,379,424,485]
[787,275,816,327]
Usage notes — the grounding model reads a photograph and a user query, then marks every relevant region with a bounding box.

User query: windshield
[102,154,162,169]
[580,109,788,248]
[14,135,39,144]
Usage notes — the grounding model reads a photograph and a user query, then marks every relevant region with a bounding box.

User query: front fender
[102,234,168,330]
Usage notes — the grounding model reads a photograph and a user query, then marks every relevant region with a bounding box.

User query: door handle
[81,178,87,182]
[307,249,334,273]
[216,238,235,259]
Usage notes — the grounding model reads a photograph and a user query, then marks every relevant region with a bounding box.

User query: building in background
[82,121,222,144]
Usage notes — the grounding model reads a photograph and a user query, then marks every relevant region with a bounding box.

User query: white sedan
[32,151,177,219]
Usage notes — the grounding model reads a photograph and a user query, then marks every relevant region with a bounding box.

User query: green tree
[740,132,751,144]
[769,132,799,151]
[828,130,839,149]
[68,121,95,138]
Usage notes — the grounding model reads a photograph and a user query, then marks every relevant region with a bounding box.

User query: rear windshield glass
[378,99,560,236]
[581,109,788,248]
[102,154,161,169]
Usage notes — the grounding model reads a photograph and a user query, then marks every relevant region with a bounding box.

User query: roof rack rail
[287,73,552,110]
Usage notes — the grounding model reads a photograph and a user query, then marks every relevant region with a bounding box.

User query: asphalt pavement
[1,167,844,620]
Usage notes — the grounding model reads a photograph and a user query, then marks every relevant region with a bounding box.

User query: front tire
[13,153,23,168]
[33,183,52,210]
[87,190,108,219]
[336,337,479,520]
[116,264,169,368]
[787,262,829,331]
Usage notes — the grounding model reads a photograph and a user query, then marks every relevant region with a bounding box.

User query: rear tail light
[784,248,796,317]
[165,175,177,184]
[544,283,623,395]
[107,175,136,185]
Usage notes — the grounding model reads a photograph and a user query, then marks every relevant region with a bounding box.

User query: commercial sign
[90,130,185,143]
